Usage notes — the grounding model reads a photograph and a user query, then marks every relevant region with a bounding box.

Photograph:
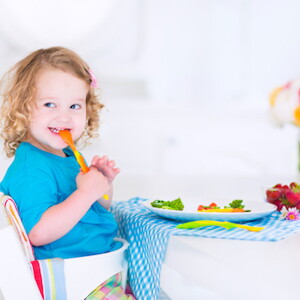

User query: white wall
[1,0,300,200]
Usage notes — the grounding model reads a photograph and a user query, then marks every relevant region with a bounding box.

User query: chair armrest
[64,238,129,300]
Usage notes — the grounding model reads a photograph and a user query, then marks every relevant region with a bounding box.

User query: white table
[114,174,300,300]
[160,233,300,300]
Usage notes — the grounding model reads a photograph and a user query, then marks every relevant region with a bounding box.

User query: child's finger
[107,160,116,168]
[113,167,120,174]
[91,155,100,166]
[100,155,109,164]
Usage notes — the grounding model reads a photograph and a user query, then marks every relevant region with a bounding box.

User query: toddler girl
[0,47,133,299]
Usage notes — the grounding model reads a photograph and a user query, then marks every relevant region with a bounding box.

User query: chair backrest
[0,193,43,300]
[0,193,130,300]
[0,193,35,261]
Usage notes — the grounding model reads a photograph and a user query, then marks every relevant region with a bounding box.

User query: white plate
[141,199,277,222]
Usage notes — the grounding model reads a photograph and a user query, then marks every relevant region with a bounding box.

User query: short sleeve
[11,166,58,234]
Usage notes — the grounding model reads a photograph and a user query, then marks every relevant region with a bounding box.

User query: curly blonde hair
[0,46,103,157]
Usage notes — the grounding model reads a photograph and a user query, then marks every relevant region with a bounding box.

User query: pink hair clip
[88,69,98,88]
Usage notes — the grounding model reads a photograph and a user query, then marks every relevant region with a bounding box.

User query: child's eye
[70,104,81,109]
[44,102,56,108]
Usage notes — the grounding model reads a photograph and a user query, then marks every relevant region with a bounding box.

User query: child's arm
[98,185,114,209]
[28,166,109,247]
[91,155,120,209]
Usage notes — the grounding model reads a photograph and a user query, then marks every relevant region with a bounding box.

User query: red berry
[290,182,298,189]
[273,199,284,211]
[280,185,289,196]
[266,189,281,202]
[286,190,300,206]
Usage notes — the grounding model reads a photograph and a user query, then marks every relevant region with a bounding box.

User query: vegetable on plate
[151,198,184,211]
[197,200,251,213]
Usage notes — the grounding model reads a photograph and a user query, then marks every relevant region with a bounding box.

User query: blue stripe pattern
[40,260,50,297]
[51,259,66,300]
[111,197,300,300]
[39,258,66,300]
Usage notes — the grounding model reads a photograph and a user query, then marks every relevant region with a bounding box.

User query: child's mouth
[49,127,70,134]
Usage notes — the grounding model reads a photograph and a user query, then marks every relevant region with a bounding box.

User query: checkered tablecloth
[111,197,300,300]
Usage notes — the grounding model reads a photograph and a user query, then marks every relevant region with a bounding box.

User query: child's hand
[76,166,110,202]
[91,155,120,184]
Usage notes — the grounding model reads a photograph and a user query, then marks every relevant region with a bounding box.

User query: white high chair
[0,192,129,300]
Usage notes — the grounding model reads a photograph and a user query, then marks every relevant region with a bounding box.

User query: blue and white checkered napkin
[111,197,300,300]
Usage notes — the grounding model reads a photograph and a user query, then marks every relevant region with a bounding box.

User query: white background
[1,0,300,201]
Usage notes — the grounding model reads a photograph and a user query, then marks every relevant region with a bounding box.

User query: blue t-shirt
[0,142,118,259]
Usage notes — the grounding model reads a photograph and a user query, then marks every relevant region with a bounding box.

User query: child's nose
[56,110,71,122]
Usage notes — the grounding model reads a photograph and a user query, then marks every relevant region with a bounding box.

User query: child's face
[26,68,89,156]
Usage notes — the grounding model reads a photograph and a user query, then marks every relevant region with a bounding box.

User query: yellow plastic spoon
[59,130,109,200]
[176,220,265,232]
